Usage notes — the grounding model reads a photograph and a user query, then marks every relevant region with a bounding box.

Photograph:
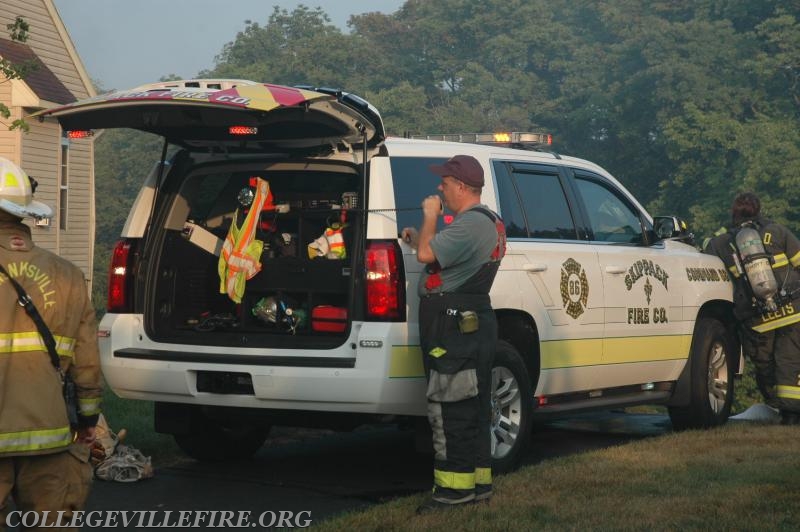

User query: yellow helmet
[0,157,52,219]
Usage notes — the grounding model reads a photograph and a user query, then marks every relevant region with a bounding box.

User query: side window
[389,157,447,233]
[495,162,578,240]
[493,162,528,238]
[574,176,644,244]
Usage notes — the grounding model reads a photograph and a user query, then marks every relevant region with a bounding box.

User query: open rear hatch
[37,82,386,350]
[36,82,384,152]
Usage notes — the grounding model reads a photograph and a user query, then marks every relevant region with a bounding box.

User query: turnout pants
[739,325,778,408]
[743,322,800,413]
[419,293,496,504]
[772,323,800,413]
[0,445,92,532]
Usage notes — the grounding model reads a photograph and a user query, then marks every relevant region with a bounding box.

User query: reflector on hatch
[229,126,258,136]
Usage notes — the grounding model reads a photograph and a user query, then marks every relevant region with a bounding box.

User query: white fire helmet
[0,157,53,220]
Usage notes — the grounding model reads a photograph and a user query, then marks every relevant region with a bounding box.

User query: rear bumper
[98,314,427,416]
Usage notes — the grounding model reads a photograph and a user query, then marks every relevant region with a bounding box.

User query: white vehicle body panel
[98,136,733,417]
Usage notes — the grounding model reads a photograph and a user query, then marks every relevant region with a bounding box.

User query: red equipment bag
[311,305,348,332]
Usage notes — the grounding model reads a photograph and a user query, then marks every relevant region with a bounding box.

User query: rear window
[494,161,579,240]
[389,157,448,234]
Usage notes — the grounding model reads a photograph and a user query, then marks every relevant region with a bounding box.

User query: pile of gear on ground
[90,415,153,482]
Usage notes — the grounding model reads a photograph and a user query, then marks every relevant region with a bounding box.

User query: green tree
[1,16,36,131]
[204,6,352,87]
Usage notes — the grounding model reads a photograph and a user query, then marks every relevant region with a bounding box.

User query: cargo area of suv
[36,81,389,353]
[146,156,364,349]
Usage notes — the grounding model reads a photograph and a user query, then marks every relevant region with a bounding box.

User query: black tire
[669,318,735,430]
[174,414,270,462]
[491,340,533,473]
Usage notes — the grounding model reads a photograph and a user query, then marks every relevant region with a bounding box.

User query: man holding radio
[402,154,506,512]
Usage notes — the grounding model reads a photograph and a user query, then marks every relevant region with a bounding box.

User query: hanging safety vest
[307,223,347,260]
[218,178,272,303]
[325,224,347,259]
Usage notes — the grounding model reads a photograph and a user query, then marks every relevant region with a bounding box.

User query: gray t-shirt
[418,204,499,296]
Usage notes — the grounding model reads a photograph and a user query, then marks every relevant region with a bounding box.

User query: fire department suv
[38,80,738,470]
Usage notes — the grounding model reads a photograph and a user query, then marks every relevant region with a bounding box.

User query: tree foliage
[94,1,800,310]
[1,16,36,131]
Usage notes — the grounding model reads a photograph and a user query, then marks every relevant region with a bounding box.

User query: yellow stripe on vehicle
[389,346,424,378]
[603,335,692,364]
[392,334,692,376]
[230,84,282,112]
[540,338,603,369]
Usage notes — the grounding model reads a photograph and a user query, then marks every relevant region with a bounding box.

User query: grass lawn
[314,423,800,531]
[101,374,797,530]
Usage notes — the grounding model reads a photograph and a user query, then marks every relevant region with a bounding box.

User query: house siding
[0,82,19,161]
[0,0,96,283]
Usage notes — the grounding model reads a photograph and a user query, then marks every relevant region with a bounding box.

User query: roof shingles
[0,37,76,105]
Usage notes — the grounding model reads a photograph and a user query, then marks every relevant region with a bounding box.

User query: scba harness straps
[424,206,506,294]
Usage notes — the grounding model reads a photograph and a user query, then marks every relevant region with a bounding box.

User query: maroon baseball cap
[429,155,484,188]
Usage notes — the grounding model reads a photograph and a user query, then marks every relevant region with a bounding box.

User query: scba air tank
[735,226,779,311]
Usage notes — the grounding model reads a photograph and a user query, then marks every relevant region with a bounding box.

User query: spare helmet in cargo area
[0,157,53,220]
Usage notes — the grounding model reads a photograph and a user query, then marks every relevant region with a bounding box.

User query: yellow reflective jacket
[0,220,102,456]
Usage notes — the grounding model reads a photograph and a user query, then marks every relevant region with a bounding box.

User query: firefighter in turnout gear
[0,158,103,529]
[704,192,800,425]
[402,155,506,513]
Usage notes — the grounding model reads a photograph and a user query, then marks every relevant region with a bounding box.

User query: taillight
[365,240,405,320]
[107,239,137,313]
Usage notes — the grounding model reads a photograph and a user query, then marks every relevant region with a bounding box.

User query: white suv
[40,80,738,470]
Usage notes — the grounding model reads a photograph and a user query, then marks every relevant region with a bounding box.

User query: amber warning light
[410,131,552,149]
[229,126,258,135]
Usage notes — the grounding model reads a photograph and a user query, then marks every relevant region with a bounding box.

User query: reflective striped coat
[0,220,102,456]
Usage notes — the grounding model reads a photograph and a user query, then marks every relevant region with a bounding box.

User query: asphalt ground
[73,411,673,529]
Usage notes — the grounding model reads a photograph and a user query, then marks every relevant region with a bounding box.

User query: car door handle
[523,263,547,272]
[605,265,627,274]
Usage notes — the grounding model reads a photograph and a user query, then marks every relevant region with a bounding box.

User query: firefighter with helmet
[704,192,800,425]
[0,157,103,529]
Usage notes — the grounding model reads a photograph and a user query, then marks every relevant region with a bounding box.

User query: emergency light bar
[410,131,552,149]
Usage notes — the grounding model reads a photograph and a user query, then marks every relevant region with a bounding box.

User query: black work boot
[779,411,800,425]
[474,485,492,504]
[416,494,475,515]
